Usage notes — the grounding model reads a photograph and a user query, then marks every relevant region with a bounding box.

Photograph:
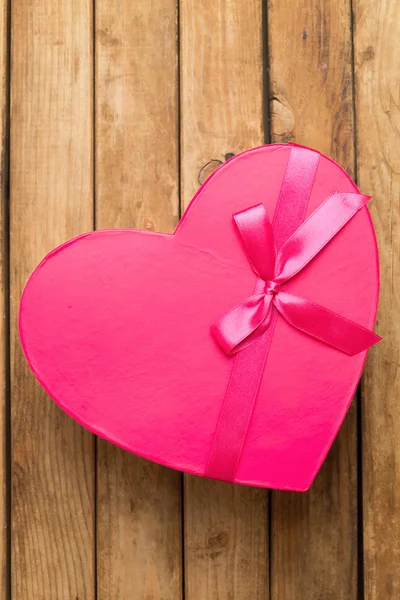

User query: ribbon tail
[211,293,273,356]
[274,291,381,355]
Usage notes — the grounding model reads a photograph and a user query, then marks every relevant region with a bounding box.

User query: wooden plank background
[2,0,399,598]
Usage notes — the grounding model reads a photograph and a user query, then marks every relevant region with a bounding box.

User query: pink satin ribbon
[204,144,381,483]
[211,193,381,356]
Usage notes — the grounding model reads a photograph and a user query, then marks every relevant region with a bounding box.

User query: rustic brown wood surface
[268,1,358,598]
[1,0,398,598]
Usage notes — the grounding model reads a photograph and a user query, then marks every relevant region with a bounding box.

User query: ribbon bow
[211,192,381,356]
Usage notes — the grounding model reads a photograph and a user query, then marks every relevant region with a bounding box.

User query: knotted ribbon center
[264,280,280,296]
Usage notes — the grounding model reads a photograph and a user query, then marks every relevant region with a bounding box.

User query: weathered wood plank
[184,478,268,599]
[10,2,95,598]
[267,1,358,598]
[180,1,265,206]
[0,1,8,597]
[353,0,400,597]
[180,2,268,598]
[95,2,182,598]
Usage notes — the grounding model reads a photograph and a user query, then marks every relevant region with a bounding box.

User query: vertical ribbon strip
[204,144,320,482]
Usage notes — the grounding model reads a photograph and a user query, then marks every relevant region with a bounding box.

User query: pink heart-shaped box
[19,144,379,491]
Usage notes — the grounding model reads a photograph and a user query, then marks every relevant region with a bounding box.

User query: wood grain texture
[353,0,400,597]
[95,2,182,598]
[0,1,8,597]
[180,2,268,598]
[267,1,358,598]
[184,478,268,600]
[10,1,95,598]
[95,1,179,232]
[180,0,265,207]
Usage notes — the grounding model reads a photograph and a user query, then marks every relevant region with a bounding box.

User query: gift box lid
[19,143,380,491]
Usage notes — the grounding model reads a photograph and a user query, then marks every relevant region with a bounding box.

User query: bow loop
[233,204,275,282]
[274,192,371,284]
